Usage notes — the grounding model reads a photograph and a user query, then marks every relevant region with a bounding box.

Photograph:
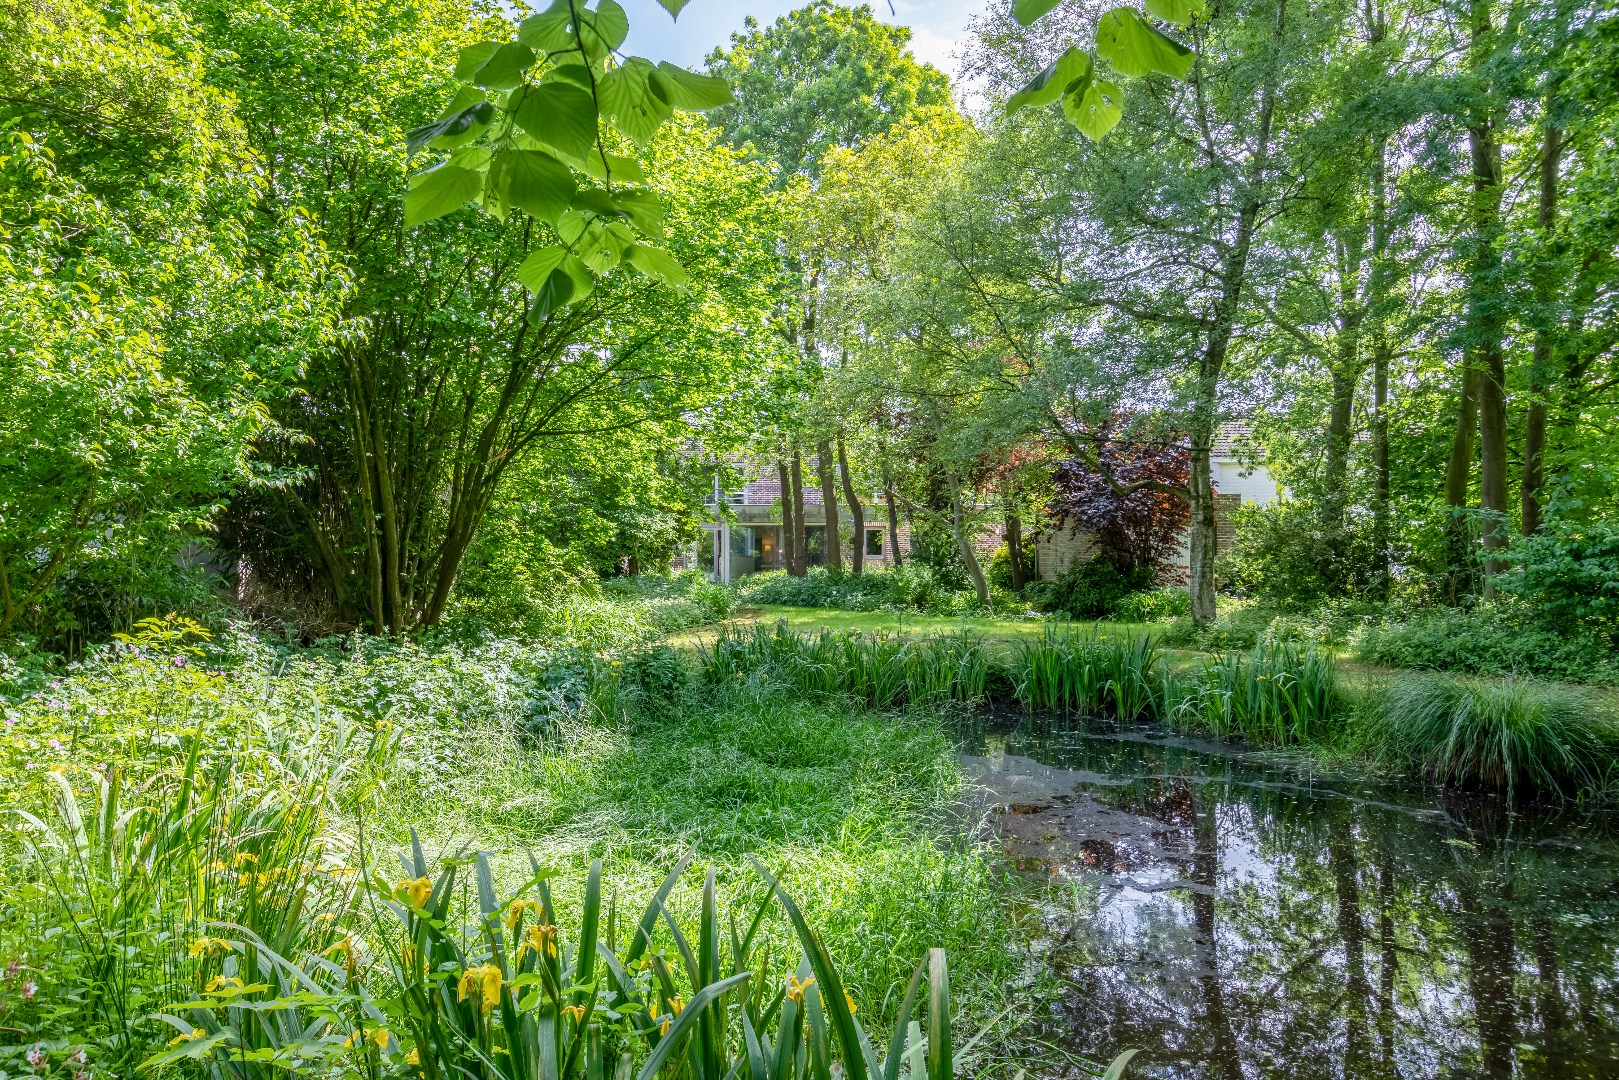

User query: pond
[962,720,1619,1079]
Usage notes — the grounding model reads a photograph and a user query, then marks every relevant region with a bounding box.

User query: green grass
[672,604,1160,646]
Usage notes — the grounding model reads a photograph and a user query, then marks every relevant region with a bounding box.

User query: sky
[616,0,987,79]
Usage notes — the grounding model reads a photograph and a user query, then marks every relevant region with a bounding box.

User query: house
[682,462,906,583]
[1031,422,1279,581]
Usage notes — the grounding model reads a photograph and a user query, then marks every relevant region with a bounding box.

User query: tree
[705,1,952,184]
[0,0,341,642]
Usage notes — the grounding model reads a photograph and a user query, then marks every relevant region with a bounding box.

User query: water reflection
[962,723,1619,1079]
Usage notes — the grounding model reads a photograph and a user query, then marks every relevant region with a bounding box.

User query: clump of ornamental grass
[1360,673,1617,796]
[699,625,990,708]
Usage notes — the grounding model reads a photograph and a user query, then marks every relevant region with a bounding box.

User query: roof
[1212,421,1255,458]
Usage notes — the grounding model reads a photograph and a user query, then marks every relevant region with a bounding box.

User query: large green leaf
[406,99,492,153]
[580,0,630,56]
[612,189,663,238]
[1013,0,1064,25]
[513,82,600,160]
[1006,47,1092,113]
[491,149,577,223]
[454,41,500,81]
[655,62,734,110]
[470,42,536,90]
[529,267,575,322]
[599,58,673,146]
[634,973,751,1080]
[627,244,688,287]
[517,246,569,293]
[518,1,575,52]
[1095,7,1194,79]
[1063,78,1124,140]
[1145,0,1207,25]
[405,163,483,225]
[656,0,692,16]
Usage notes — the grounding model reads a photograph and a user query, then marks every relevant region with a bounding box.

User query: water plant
[1009,624,1159,717]
[1166,641,1337,744]
[699,625,990,708]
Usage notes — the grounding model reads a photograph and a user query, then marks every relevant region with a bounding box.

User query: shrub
[1029,557,1153,620]
[1354,604,1619,685]
[1221,500,1382,609]
[1159,599,1274,651]
[1165,641,1338,745]
[1358,673,1618,795]
[1113,587,1191,623]
[734,565,987,616]
[985,544,1035,591]
[1499,511,1619,629]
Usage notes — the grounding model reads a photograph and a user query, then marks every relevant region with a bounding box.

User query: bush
[1221,500,1382,609]
[1500,512,1619,629]
[734,565,988,616]
[1028,557,1153,620]
[985,544,1034,591]
[1113,587,1191,623]
[1354,604,1619,685]
[1358,673,1618,795]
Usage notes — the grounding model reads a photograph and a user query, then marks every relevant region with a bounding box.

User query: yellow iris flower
[457,964,504,1013]
[395,876,432,910]
[786,975,815,1003]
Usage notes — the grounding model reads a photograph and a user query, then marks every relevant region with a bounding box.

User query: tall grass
[700,624,990,708]
[1009,623,1160,718]
[1165,641,1337,744]
[1358,673,1618,795]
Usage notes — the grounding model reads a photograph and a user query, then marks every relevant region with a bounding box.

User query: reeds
[1166,641,1337,744]
[700,625,991,708]
[1008,623,1160,718]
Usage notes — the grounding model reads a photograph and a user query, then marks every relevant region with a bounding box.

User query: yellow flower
[395,876,432,910]
[405,1049,420,1066]
[373,1028,391,1050]
[562,1004,587,1024]
[667,995,684,1017]
[457,964,504,1014]
[505,898,543,934]
[233,852,258,867]
[167,1028,206,1048]
[205,975,244,993]
[324,934,360,979]
[518,922,558,962]
[843,990,857,1015]
[188,936,233,958]
[786,975,815,1004]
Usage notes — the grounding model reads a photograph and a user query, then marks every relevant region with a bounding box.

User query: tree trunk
[1523,116,1562,536]
[837,438,865,576]
[1188,437,1218,625]
[1444,363,1480,604]
[789,449,807,576]
[883,459,902,567]
[777,459,796,573]
[1006,508,1025,594]
[947,471,989,607]
[1466,0,1509,585]
[817,440,842,575]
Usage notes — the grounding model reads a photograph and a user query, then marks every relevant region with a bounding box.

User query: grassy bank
[0,619,1062,1078]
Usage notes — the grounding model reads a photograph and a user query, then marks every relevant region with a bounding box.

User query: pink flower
[25,1044,45,1068]
[72,1050,87,1064]
[171,655,189,667]
[3,959,18,978]
[21,980,37,999]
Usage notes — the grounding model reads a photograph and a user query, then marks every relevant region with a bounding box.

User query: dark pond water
[961,720,1619,1079]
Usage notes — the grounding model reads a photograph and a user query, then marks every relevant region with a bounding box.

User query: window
[866,530,883,556]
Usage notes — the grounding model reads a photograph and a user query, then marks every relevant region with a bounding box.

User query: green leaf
[580,0,630,56]
[405,163,483,225]
[1006,47,1092,113]
[634,973,752,1080]
[517,246,569,293]
[529,266,576,322]
[656,0,692,16]
[470,42,537,90]
[1099,1049,1140,1080]
[612,189,663,238]
[1095,7,1194,80]
[627,244,688,287]
[925,950,950,1080]
[492,149,577,223]
[599,58,673,146]
[562,254,598,300]
[454,41,501,81]
[1013,0,1064,25]
[513,82,600,160]
[1063,78,1124,140]
[581,151,647,184]
[519,1,575,51]
[1145,0,1207,24]
[655,62,734,110]
[406,100,493,153]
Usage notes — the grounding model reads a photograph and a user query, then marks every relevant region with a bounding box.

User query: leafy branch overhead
[1006,0,1202,140]
[404,0,732,320]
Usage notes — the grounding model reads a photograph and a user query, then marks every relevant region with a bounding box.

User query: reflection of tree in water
[1001,732,1619,1078]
